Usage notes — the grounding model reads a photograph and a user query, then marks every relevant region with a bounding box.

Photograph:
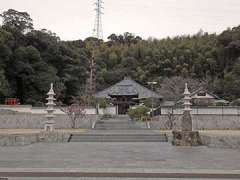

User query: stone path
[1,168,240,179]
[5,178,238,180]
[0,141,240,179]
[0,142,240,170]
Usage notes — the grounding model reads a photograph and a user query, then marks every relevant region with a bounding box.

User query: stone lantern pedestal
[44,115,55,131]
[172,83,201,146]
[172,130,201,146]
[44,83,56,132]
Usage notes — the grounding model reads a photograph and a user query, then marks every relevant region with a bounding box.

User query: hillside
[0,9,240,105]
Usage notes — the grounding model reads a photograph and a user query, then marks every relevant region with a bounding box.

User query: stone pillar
[172,83,201,146]
[44,83,56,131]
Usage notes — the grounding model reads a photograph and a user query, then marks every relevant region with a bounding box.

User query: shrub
[96,98,108,109]
[230,99,240,106]
[142,98,161,108]
[214,99,229,106]
[128,105,150,121]
[82,97,109,108]
[215,101,226,106]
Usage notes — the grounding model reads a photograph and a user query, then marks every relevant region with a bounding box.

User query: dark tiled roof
[109,85,138,96]
[175,87,223,105]
[95,77,162,99]
[161,100,175,106]
[189,87,220,99]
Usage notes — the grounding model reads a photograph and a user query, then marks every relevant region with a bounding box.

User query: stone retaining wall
[1,131,240,149]
[0,113,99,129]
[152,114,240,130]
[200,133,240,149]
[0,134,38,146]
[0,132,71,146]
[0,111,240,130]
[165,132,240,149]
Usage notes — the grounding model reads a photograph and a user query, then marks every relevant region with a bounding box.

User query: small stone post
[44,83,56,131]
[172,83,201,146]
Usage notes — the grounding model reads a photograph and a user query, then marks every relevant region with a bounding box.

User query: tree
[60,104,86,129]
[143,98,161,108]
[107,34,118,42]
[158,76,207,101]
[6,45,58,104]
[1,8,240,104]
[108,52,118,68]
[1,9,33,33]
[128,105,150,121]
[0,70,11,98]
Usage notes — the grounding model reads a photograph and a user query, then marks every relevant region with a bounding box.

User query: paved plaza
[5,178,238,180]
[0,142,240,171]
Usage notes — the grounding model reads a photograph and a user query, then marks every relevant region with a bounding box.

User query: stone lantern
[183,83,192,112]
[44,83,56,131]
[182,83,192,131]
[172,83,201,146]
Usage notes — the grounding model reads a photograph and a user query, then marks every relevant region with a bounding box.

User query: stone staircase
[68,132,168,142]
[94,115,146,130]
[68,115,168,143]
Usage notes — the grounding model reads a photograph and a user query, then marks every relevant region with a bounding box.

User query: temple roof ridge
[95,77,162,99]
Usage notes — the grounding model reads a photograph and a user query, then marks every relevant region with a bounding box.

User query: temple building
[95,77,162,114]
[176,87,229,106]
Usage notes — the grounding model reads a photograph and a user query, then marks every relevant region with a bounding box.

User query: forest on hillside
[0,9,240,105]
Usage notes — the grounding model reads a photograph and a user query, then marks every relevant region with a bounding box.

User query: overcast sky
[0,0,239,40]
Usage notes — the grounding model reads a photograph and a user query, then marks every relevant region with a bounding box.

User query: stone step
[70,134,166,137]
[97,121,131,124]
[68,134,168,142]
[95,124,139,127]
[70,139,167,142]
[70,136,167,139]
[94,119,145,130]
[95,126,147,130]
[94,127,145,130]
[101,115,131,121]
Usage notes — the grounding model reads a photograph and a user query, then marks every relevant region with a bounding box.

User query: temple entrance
[118,103,130,115]
[111,95,139,115]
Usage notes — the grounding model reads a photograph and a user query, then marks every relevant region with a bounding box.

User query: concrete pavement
[0,142,240,170]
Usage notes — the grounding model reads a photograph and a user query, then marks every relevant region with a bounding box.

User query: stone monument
[172,83,201,146]
[44,83,56,131]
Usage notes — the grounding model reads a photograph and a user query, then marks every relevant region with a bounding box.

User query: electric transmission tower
[93,0,104,39]
[85,0,104,103]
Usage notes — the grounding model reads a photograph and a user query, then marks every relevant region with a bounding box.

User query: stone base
[172,131,202,146]
[44,122,55,132]
[39,132,70,143]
